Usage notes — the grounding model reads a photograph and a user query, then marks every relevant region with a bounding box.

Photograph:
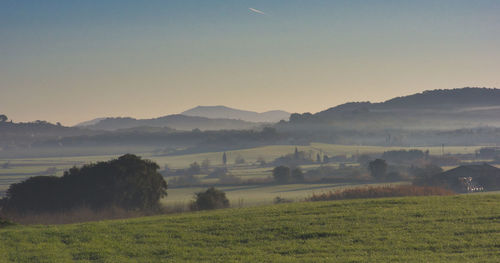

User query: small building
[434,164,500,193]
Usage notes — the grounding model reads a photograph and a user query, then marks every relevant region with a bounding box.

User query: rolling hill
[182,105,290,123]
[0,194,498,262]
[287,87,500,130]
[79,114,261,131]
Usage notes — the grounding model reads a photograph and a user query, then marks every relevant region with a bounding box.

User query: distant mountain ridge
[80,114,260,131]
[75,118,106,127]
[288,87,500,129]
[181,106,290,123]
[316,87,500,116]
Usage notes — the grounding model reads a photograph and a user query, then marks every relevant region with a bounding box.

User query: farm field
[0,143,489,198]
[163,182,404,208]
[1,194,499,262]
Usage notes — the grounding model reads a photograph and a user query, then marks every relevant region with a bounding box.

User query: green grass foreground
[1,195,499,262]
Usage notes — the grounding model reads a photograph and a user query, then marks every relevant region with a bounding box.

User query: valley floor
[1,194,499,262]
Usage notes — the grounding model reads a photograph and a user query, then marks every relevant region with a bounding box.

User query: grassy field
[1,194,499,262]
[163,182,405,208]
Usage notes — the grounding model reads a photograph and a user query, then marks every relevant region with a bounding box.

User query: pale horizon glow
[1,1,499,125]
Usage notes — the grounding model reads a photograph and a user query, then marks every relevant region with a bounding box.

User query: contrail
[249,8,266,15]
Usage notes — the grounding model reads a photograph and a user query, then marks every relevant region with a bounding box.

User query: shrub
[190,187,230,211]
[291,167,304,182]
[187,162,201,175]
[2,154,167,213]
[307,185,454,201]
[368,159,388,179]
[274,196,292,204]
[411,164,444,186]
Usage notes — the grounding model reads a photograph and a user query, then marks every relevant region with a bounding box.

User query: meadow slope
[0,194,499,262]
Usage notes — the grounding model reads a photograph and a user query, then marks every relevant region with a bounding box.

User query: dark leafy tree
[291,167,304,182]
[187,162,201,175]
[412,165,444,186]
[222,152,227,166]
[2,154,167,213]
[357,154,372,167]
[273,166,291,184]
[316,153,321,163]
[0,114,7,122]
[190,187,229,210]
[368,159,388,179]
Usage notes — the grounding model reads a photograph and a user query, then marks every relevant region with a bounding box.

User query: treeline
[33,127,285,152]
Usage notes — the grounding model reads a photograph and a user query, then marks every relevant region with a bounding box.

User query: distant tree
[294,147,299,160]
[323,155,330,163]
[256,156,266,166]
[316,153,321,163]
[357,154,372,167]
[56,122,62,126]
[368,159,388,179]
[289,112,312,122]
[222,152,227,166]
[0,115,7,123]
[201,159,211,172]
[291,167,304,182]
[187,162,201,175]
[2,154,167,213]
[190,187,229,211]
[235,155,245,164]
[0,216,14,228]
[273,166,291,184]
[412,165,444,186]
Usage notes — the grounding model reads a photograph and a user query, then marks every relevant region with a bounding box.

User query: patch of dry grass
[307,185,455,201]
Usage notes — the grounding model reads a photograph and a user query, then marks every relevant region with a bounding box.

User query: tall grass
[307,185,455,201]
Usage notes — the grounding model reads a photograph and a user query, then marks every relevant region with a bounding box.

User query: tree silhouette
[0,115,7,122]
[190,187,229,210]
[222,152,227,166]
[368,159,388,179]
[273,166,291,183]
[2,154,167,213]
[291,167,304,182]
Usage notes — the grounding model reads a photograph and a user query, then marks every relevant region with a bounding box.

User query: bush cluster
[1,154,167,213]
[190,187,229,211]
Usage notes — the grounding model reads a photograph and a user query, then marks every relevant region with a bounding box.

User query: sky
[1,0,499,125]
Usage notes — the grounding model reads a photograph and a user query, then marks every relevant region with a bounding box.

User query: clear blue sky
[1,0,499,125]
